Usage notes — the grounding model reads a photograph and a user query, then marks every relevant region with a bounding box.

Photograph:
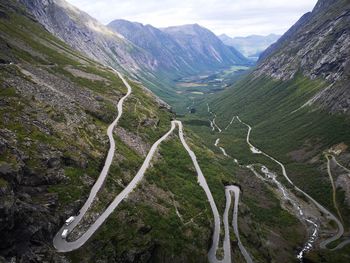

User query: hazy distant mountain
[108,21,250,75]
[108,20,195,75]
[219,34,281,60]
[18,0,251,110]
[19,0,250,78]
[162,24,248,67]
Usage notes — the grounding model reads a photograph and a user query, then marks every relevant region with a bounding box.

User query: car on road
[65,216,75,225]
[61,229,69,239]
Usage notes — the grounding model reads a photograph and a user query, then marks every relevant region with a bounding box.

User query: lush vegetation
[186,74,350,213]
[179,71,350,261]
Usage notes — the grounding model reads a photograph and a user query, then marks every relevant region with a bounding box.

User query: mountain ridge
[255,0,350,113]
[108,20,249,75]
[161,24,248,66]
[18,0,157,74]
[19,0,250,81]
[19,0,251,112]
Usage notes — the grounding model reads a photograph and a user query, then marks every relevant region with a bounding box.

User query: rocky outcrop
[255,0,350,114]
[0,128,66,262]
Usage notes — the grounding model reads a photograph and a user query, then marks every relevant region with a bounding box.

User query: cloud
[65,0,318,37]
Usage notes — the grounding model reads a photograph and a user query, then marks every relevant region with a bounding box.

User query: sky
[65,0,318,37]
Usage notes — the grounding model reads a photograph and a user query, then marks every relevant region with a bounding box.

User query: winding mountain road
[207,103,222,133]
[225,186,253,263]
[234,116,347,252]
[53,72,232,263]
[53,70,132,252]
[207,107,350,260]
[209,107,253,263]
[53,71,349,260]
[325,154,344,223]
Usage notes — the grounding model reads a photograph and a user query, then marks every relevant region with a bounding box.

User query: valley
[1,0,350,263]
[175,66,250,96]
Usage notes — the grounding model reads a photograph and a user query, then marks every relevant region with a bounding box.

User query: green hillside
[0,1,265,262]
[182,63,350,263]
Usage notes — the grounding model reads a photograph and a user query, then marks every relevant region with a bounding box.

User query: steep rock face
[19,0,156,74]
[255,0,350,113]
[162,24,248,69]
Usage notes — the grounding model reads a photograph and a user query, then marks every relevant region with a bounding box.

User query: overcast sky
[66,0,318,37]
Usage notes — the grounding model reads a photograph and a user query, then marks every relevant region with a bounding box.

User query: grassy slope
[209,75,350,208]
[183,72,350,261]
[0,2,254,262]
[2,1,346,262]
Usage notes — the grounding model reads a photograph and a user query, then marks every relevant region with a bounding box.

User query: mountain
[0,1,252,262]
[256,0,350,113]
[108,20,196,75]
[18,0,156,75]
[219,34,281,60]
[187,1,350,261]
[108,20,249,75]
[3,0,350,262]
[161,24,249,69]
[18,0,250,112]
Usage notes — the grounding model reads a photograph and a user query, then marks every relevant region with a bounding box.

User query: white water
[235,116,345,258]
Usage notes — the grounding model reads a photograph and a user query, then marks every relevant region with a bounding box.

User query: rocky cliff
[108,20,195,75]
[255,0,350,113]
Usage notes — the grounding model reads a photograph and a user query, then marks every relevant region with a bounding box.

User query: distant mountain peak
[162,23,209,35]
[108,20,249,75]
[219,34,281,60]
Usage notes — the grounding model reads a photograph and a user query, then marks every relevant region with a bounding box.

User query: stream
[207,106,348,261]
